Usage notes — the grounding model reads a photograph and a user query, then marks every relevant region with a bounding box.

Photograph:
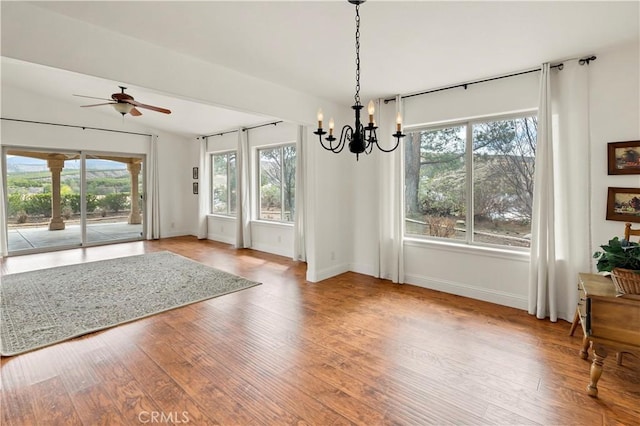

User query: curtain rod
[202,120,284,139]
[0,117,153,137]
[383,55,596,104]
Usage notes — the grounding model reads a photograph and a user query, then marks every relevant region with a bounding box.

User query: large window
[404,114,537,248]
[211,152,236,216]
[258,144,296,222]
[3,148,144,254]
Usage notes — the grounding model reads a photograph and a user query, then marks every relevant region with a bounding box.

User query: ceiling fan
[74,86,171,116]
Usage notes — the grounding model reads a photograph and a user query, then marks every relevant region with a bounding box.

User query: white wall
[353,40,640,313]
[1,2,354,282]
[9,2,634,300]
[203,120,357,269]
[399,71,539,309]
[0,85,197,239]
[205,122,298,258]
[589,40,640,249]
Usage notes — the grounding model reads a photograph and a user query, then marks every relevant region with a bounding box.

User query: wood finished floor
[1,236,639,425]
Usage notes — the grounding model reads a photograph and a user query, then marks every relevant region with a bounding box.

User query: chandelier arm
[374,134,403,153]
[364,127,376,154]
[335,125,353,153]
[318,133,345,153]
[359,124,373,153]
[365,140,374,155]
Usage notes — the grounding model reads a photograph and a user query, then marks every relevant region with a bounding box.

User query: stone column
[47,156,65,230]
[127,161,142,225]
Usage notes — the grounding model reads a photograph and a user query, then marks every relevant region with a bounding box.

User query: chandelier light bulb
[329,118,335,136]
[317,109,323,128]
[367,100,375,124]
[396,112,403,132]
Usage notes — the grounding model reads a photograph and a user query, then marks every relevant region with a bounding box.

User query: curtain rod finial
[579,55,597,66]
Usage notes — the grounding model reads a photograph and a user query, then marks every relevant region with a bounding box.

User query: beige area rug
[0,251,260,356]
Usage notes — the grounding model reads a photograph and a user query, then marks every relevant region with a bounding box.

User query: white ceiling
[1,57,276,138]
[3,1,639,137]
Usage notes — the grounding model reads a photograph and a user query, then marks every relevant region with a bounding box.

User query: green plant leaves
[593,237,640,272]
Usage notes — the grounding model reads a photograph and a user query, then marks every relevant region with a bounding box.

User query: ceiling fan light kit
[112,102,134,115]
[75,86,171,117]
[314,0,404,161]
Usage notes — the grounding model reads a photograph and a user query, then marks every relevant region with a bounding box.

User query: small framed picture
[192,182,199,195]
[607,187,640,222]
[192,167,199,180]
[608,141,640,175]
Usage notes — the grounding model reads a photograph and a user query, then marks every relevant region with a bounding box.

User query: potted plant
[593,237,640,294]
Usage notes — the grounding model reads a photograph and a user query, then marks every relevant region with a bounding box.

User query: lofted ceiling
[1,57,276,139]
[2,1,638,138]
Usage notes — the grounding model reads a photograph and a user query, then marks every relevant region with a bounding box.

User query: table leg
[579,336,590,360]
[587,344,608,398]
[616,351,634,366]
[569,309,581,336]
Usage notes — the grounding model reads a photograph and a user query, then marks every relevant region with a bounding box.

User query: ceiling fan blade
[125,99,171,114]
[74,94,113,101]
[81,102,116,108]
[130,107,142,116]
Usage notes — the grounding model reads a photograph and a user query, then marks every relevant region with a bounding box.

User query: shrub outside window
[404,114,537,248]
[211,152,236,216]
[258,144,296,222]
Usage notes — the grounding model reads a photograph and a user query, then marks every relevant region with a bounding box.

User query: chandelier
[314,0,404,161]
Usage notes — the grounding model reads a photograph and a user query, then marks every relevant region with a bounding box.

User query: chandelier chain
[354,4,361,106]
[312,0,404,159]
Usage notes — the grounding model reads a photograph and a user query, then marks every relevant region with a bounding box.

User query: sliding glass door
[85,154,144,244]
[3,148,145,254]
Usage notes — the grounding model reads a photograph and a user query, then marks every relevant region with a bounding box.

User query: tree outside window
[259,144,296,222]
[404,115,537,248]
[211,152,236,216]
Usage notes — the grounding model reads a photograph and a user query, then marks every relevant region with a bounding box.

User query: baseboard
[207,233,235,245]
[404,273,528,310]
[307,263,351,283]
[349,262,378,278]
[250,242,292,259]
[161,230,190,238]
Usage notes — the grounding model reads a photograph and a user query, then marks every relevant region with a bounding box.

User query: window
[211,152,236,216]
[404,114,537,248]
[258,144,296,222]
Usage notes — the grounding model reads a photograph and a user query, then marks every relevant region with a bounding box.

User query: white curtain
[529,61,592,322]
[378,96,405,283]
[146,135,161,240]
[197,137,210,239]
[293,125,307,261]
[0,154,8,256]
[236,128,252,248]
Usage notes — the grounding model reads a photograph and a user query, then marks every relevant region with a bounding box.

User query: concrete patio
[8,222,144,252]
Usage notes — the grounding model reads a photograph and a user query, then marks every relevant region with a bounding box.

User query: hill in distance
[6,156,128,173]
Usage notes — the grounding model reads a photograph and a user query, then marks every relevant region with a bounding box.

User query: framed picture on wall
[192,167,199,180]
[608,141,640,175]
[607,187,640,222]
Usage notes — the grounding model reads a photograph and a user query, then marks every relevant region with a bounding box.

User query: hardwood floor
[1,236,639,425]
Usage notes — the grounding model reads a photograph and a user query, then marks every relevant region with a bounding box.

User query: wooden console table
[570,273,640,397]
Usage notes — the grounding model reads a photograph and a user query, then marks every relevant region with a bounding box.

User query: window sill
[207,214,236,220]
[251,220,294,228]
[404,236,530,262]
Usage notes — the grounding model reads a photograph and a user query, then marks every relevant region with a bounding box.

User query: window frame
[209,150,237,217]
[256,143,296,223]
[403,110,537,252]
